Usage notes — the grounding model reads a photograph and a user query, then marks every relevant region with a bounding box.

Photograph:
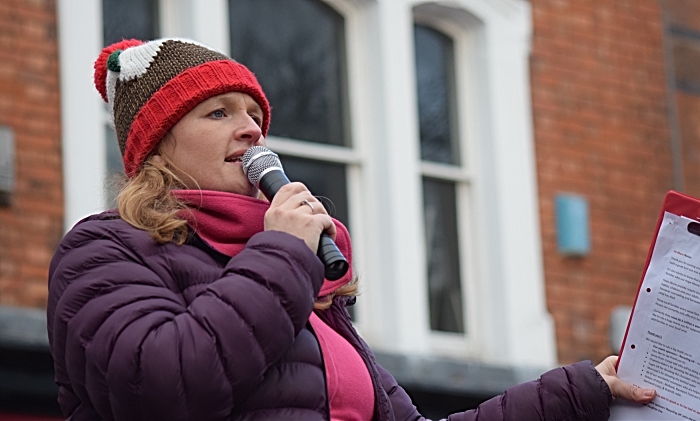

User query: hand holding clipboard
[611,191,700,420]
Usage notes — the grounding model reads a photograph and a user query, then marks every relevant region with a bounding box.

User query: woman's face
[153,91,265,196]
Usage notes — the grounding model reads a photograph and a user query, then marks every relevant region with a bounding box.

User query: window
[415,25,459,166]
[103,0,159,46]
[229,0,351,226]
[414,24,465,333]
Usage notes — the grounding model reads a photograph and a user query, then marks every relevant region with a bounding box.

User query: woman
[47,38,654,420]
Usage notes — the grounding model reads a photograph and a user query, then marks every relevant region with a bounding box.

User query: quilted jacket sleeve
[380,359,613,421]
[47,218,324,421]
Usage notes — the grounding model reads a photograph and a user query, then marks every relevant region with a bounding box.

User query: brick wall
[668,0,700,199]
[530,0,676,364]
[0,0,62,309]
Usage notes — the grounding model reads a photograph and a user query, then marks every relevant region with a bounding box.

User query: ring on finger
[300,199,315,213]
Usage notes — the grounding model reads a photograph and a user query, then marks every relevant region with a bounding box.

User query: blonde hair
[117,157,191,245]
[116,153,358,308]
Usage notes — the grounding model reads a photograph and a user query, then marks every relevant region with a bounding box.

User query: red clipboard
[616,190,700,368]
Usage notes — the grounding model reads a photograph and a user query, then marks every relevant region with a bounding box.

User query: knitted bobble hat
[94,38,270,177]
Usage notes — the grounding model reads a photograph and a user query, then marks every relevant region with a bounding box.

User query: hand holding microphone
[242,146,349,280]
[263,182,333,252]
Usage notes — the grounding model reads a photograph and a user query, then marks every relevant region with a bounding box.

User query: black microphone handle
[258,170,349,281]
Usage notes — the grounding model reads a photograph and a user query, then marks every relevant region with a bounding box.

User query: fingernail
[643,389,655,398]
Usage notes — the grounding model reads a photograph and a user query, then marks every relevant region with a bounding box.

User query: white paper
[611,212,700,420]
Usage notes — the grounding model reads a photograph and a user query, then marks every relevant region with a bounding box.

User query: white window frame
[423,0,555,367]
[359,0,556,368]
[58,0,105,229]
[412,12,480,356]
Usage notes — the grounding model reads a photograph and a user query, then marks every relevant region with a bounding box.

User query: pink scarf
[172,190,353,296]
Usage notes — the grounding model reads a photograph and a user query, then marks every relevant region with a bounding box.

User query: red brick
[0,0,61,309]
[531,0,679,364]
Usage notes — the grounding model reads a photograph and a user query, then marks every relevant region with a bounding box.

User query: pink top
[308,312,375,421]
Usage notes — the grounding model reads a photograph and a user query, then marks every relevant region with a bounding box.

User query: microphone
[242,146,349,280]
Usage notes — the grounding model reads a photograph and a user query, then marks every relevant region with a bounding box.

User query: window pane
[103,0,159,45]
[230,0,349,146]
[414,25,459,165]
[279,155,349,228]
[423,177,464,333]
[105,126,124,175]
[105,125,124,207]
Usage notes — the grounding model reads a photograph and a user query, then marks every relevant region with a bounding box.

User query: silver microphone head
[242,146,284,187]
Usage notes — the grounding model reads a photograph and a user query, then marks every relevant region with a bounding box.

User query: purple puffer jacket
[47,212,613,420]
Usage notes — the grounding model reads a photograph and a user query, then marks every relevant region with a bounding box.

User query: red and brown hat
[94,38,270,177]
